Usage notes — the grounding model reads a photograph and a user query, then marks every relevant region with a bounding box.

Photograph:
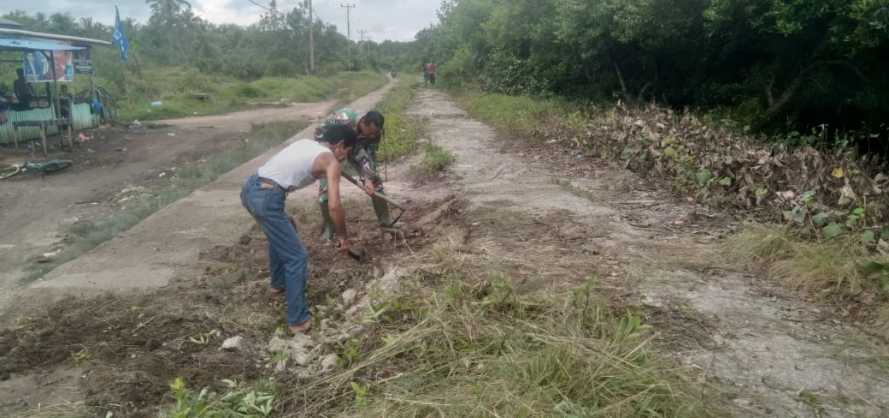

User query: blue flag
[112,6,129,63]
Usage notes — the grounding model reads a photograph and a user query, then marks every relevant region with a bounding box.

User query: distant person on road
[241,125,359,334]
[424,62,437,86]
[13,68,34,110]
[314,107,393,240]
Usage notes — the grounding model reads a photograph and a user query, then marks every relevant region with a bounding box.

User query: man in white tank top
[241,125,359,334]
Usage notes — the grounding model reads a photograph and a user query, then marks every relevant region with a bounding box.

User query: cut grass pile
[23,121,307,283]
[286,264,712,417]
[725,224,889,303]
[119,69,387,121]
[376,81,422,163]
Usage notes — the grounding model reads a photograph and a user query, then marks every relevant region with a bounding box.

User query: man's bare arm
[324,158,349,245]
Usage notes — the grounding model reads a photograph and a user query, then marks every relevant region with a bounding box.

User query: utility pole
[340,3,355,42]
[307,0,315,73]
[358,29,368,56]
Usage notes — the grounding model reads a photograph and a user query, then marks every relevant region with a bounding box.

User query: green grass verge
[455,90,578,141]
[376,81,422,162]
[118,69,387,121]
[725,224,889,303]
[22,121,306,284]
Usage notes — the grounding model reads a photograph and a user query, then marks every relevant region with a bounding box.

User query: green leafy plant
[350,381,369,409]
[162,377,277,418]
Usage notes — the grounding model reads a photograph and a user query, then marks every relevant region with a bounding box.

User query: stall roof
[0,27,112,48]
[0,19,23,29]
[0,36,87,51]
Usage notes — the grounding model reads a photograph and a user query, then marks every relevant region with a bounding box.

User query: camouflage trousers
[318,147,392,239]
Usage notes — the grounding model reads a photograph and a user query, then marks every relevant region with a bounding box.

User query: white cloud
[193,0,263,25]
[7,0,440,41]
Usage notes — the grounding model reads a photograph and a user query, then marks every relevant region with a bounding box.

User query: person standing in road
[240,125,358,334]
[424,62,437,85]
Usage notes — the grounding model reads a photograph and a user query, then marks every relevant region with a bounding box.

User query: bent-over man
[241,125,358,334]
[314,108,393,240]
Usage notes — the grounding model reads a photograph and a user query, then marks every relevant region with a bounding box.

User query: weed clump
[420,144,455,174]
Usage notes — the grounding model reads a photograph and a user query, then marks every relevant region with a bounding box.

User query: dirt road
[0,101,335,309]
[406,90,889,417]
[2,85,887,417]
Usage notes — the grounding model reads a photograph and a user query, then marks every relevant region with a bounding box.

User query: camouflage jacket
[314,107,382,183]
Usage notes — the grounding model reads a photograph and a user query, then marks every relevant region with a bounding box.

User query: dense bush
[417,0,889,155]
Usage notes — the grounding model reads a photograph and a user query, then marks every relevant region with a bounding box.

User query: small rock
[320,354,339,372]
[341,289,358,306]
[268,334,315,367]
[346,301,367,317]
[221,336,244,351]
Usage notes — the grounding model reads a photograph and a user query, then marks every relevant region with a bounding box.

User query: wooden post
[48,50,64,151]
[40,123,48,157]
[11,123,19,150]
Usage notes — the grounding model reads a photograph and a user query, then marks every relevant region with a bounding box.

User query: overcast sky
[7,0,441,42]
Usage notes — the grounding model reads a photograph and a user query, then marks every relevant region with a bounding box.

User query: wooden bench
[12,119,73,157]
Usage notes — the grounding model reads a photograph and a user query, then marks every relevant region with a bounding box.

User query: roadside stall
[0,19,111,156]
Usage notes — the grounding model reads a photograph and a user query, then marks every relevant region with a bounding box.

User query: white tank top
[258,139,332,191]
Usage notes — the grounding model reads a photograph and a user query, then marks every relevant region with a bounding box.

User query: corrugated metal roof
[0,36,87,51]
[0,19,23,29]
[0,28,111,47]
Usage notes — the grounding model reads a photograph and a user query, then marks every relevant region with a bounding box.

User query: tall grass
[22,121,306,283]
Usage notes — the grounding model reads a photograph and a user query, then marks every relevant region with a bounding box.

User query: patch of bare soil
[0,191,449,417]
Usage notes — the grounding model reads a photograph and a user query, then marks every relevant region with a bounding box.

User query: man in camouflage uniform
[314,107,393,240]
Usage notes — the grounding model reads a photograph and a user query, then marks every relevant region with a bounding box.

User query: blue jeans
[241,175,310,326]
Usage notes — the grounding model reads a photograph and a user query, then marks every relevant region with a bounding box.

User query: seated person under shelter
[13,68,34,110]
[59,84,73,124]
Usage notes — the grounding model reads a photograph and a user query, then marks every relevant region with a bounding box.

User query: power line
[246,0,272,12]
